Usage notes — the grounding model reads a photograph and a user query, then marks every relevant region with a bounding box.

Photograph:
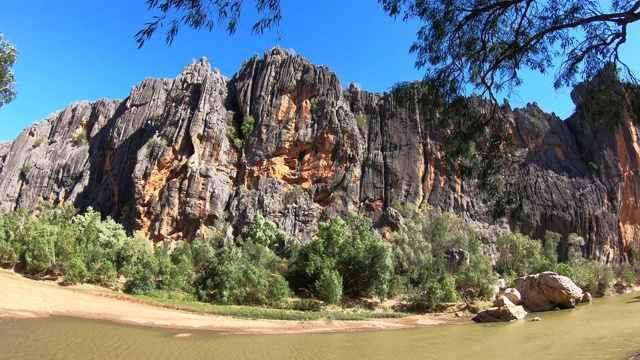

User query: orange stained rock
[300,99,312,122]
[372,200,383,212]
[136,150,186,238]
[277,94,297,122]
[615,115,640,257]
[553,146,566,160]
[247,129,344,190]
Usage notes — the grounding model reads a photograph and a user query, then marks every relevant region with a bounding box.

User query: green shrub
[496,233,551,277]
[455,250,497,300]
[226,125,243,149]
[64,257,89,284]
[356,115,367,134]
[117,232,157,279]
[88,261,117,287]
[21,160,33,175]
[571,259,614,294]
[241,115,256,138]
[567,233,585,262]
[125,268,157,295]
[33,137,47,148]
[74,128,88,146]
[290,215,393,301]
[316,269,343,304]
[23,229,56,275]
[245,212,286,253]
[618,264,635,284]
[289,299,322,312]
[310,98,318,114]
[195,243,290,306]
[418,273,459,309]
[174,89,185,101]
[390,199,405,213]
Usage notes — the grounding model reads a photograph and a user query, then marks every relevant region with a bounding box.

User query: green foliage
[309,98,318,114]
[571,259,614,295]
[245,212,286,253]
[72,208,126,284]
[241,115,256,138]
[0,33,17,107]
[289,299,322,312]
[135,1,283,48]
[390,212,496,306]
[173,89,185,102]
[543,231,561,264]
[124,268,157,295]
[455,234,497,300]
[356,115,367,134]
[195,242,290,306]
[21,160,33,175]
[391,216,432,282]
[225,125,242,149]
[290,215,393,301]
[117,232,157,280]
[382,0,639,98]
[32,137,47,148]
[316,269,343,304]
[74,128,88,146]
[616,263,635,285]
[22,221,57,275]
[155,241,195,293]
[148,112,162,123]
[496,233,552,277]
[567,233,585,262]
[389,199,404,214]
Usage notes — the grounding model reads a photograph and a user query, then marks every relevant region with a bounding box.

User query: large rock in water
[514,272,584,311]
[0,47,639,262]
[474,305,527,322]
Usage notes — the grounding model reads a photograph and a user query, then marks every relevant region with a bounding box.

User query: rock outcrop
[514,272,584,311]
[474,305,527,322]
[0,48,639,261]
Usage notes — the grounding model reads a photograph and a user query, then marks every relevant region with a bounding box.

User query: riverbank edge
[0,269,473,334]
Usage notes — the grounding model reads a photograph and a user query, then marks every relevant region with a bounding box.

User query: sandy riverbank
[0,270,472,334]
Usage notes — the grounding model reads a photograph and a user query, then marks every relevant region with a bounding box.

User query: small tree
[0,33,17,107]
[245,212,287,255]
[241,115,256,138]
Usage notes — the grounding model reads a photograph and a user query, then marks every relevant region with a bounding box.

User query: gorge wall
[0,48,638,263]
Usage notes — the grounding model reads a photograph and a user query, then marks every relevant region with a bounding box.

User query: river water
[1,292,639,360]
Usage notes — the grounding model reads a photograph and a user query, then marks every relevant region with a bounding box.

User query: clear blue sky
[1,1,639,141]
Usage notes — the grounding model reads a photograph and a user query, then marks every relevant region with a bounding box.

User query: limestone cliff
[0,48,637,263]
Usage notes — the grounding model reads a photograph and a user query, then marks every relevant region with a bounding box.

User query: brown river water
[1,292,640,360]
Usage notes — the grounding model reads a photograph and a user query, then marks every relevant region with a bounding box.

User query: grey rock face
[0,48,639,264]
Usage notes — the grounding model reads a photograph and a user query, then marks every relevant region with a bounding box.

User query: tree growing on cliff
[0,33,18,108]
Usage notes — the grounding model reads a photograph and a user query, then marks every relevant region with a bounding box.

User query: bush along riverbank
[0,202,636,319]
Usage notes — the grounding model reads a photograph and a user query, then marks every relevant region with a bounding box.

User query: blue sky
[1,1,639,141]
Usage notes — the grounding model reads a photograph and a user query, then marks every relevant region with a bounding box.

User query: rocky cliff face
[0,48,638,263]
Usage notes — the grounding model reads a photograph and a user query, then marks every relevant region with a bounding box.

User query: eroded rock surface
[515,272,584,312]
[0,48,639,262]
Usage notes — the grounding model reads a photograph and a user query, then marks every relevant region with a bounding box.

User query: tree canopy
[382,0,640,102]
[0,33,17,108]
[135,0,283,48]
[136,1,639,94]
